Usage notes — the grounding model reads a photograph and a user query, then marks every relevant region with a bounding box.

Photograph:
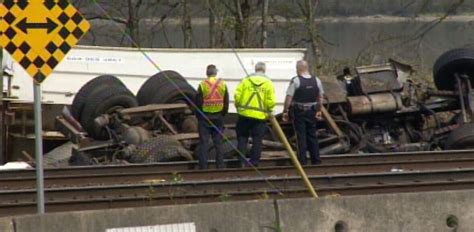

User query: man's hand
[282,112,289,122]
[315,111,323,120]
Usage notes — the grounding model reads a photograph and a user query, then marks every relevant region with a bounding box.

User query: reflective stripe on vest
[237,78,269,114]
[200,78,225,113]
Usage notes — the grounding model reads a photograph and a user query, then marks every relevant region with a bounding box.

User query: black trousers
[291,108,321,165]
[197,118,224,169]
[236,116,267,166]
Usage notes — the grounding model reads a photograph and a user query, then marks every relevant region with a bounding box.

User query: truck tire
[137,70,187,105]
[130,135,193,163]
[150,81,197,105]
[445,123,474,149]
[71,75,125,120]
[180,116,198,133]
[433,48,474,90]
[80,85,138,140]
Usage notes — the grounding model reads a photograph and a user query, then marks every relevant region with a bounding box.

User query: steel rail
[1,157,474,190]
[2,168,474,205]
[1,149,474,179]
[1,180,473,217]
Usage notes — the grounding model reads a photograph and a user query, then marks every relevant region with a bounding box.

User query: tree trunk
[234,0,244,48]
[182,0,193,48]
[208,0,216,48]
[261,0,269,48]
[234,0,250,48]
[305,0,322,71]
[127,0,140,47]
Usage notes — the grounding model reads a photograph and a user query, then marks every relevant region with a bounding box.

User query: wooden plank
[171,133,199,141]
[119,103,188,115]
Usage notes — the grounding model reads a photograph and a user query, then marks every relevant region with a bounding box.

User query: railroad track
[1,157,474,190]
[1,149,474,217]
[2,168,474,216]
[2,149,473,179]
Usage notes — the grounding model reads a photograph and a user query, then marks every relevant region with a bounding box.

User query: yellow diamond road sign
[0,0,90,83]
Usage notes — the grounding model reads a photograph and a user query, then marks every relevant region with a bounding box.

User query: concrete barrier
[0,217,13,232]
[11,200,277,232]
[3,190,474,231]
[277,190,474,232]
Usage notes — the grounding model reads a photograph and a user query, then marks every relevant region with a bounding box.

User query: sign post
[0,0,90,214]
[33,81,44,213]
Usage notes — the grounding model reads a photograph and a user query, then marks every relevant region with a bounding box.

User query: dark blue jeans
[236,116,267,166]
[291,108,321,165]
[197,118,224,169]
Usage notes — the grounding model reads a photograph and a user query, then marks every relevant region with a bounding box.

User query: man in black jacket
[282,60,323,165]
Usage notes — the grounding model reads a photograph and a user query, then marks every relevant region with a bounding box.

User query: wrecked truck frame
[55,48,474,166]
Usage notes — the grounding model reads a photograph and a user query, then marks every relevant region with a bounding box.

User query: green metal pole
[33,80,45,214]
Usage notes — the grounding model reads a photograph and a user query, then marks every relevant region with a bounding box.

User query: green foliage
[170,172,184,184]
[218,192,231,202]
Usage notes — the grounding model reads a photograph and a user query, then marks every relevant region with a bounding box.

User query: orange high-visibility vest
[199,77,226,113]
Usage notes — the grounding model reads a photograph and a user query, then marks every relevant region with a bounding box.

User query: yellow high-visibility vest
[199,77,226,113]
[234,75,276,120]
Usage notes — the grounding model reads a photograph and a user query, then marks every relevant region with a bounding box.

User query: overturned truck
[55,48,474,166]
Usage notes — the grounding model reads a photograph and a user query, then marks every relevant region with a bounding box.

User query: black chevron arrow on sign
[15,17,58,34]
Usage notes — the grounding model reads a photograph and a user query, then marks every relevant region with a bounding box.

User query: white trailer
[4,46,306,113]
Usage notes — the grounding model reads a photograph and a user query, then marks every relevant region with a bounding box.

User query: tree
[126,0,141,47]
[297,0,322,70]
[78,0,143,47]
[75,0,181,48]
[181,0,193,48]
[208,0,216,47]
[261,0,269,48]
[220,0,253,48]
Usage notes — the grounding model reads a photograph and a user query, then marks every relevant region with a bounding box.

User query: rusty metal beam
[118,103,188,116]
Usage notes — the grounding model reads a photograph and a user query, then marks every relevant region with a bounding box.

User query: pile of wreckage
[52,48,474,166]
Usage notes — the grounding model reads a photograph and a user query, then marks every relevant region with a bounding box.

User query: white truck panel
[5,46,306,113]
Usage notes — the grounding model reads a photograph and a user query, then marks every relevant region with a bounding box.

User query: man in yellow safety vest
[234,62,276,166]
[195,64,229,169]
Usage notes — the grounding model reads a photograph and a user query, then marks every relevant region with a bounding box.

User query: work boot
[311,159,322,165]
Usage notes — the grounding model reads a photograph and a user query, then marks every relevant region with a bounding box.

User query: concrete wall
[2,190,474,232]
[278,191,474,231]
[10,200,277,232]
[0,218,13,232]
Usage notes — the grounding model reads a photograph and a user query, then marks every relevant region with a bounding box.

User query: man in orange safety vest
[195,64,229,169]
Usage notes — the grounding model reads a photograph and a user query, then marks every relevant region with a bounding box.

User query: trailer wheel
[136,70,187,105]
[433,48,474,90]
[130,135,193,163]
[180,116,198,133]
[71,75,125,120]
[445,123,474,149]
[150,81,197,105]
[80,86,138,140]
